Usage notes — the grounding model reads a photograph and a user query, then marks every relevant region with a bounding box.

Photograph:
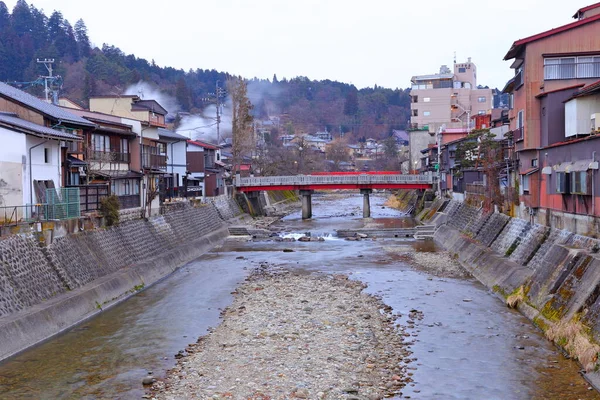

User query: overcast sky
[3,0,583,90]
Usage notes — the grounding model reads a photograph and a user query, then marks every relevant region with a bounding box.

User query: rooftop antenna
[453,51,457,64]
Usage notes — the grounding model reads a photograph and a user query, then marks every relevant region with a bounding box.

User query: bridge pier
[299,189,314,219]
[361,188,372,218]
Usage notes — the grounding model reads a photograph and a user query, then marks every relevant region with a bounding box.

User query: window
[157,142,167,156]
[478,96,486,103]
[412,96,418,103]
[556,172,569,194]
[423,97,431,102]
[531,158,538,167]
[509,94,514,110]
[517,110,524,129]
[44,148,50,163]
[92,134,110,152]
[544,56,600,80]
[459,67,466,73]
[521,175,530,194]
[121,138,129,154]
[111,179,141,196]
[412,109,418,117]
[423,111,431,116]
[571,171,590,194]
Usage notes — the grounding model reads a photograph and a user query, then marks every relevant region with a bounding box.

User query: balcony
[90,150,130,163]
[510,127,524,142]
[142,152,167,171]
[514,70,523,90]
[149,113,167,128]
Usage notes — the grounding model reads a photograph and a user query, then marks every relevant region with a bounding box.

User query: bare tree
[228,77,254,172]
[325,138,350,171]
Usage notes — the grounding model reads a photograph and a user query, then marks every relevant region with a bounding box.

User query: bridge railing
[236,173,434,187]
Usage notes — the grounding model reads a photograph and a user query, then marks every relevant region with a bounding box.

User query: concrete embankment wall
[434,200,600,367]
[0,200,241,361]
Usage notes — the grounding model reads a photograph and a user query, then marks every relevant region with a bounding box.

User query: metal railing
[45,187,81,220]
[90,150,130,163]
[236,173,434,187]
[142,153,167,170]
[510,127,523,142]
[0,204,46,226]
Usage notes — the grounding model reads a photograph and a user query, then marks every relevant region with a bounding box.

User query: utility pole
[203,81,226,144]
[37,59,57,104]
[437,124,445,197]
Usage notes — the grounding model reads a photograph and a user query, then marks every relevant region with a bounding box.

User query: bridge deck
[235,174,434,192]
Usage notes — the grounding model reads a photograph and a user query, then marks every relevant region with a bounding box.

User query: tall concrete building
[408,59,493,171]
[409,59,492,132]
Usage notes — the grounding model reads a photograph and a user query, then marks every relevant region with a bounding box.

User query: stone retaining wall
[0,202,232,360]
[434,199,600,377]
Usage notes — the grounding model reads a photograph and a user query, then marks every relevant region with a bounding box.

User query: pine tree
[11,0,32,37]
[175,77,191,111]
[344,88,359,116]
[0,2,10,32]
[74,18,90,57]
[29,5,48,50]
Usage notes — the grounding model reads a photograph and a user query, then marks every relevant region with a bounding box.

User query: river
[0,192,597,399]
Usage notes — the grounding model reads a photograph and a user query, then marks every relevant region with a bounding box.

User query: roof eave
[0,121,81,141]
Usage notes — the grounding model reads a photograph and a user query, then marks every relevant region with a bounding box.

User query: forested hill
[0,0,411,141]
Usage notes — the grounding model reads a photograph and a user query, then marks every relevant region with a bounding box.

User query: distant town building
[409,59,493,133]
[408,59,493,172]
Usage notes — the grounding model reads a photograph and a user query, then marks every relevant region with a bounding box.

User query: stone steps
[414,224,436,240]
[228,226,250,236]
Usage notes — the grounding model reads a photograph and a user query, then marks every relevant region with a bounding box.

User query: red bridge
[234,172,434,219]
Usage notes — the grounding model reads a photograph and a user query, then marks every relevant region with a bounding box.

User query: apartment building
[409,59,492,133]
[502,2,600,224]
[408,59,493,170]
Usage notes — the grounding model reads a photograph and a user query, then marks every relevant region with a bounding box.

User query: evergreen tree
[74,18,90,57]
[175,77,191,110]
[0,2,10,32]
[344,88,359,116]
[29,5,48,49]
[11,0,32,37]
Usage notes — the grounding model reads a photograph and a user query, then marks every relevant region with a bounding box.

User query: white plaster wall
[167,141,187,186]
[25,136,62,204]
[0,127,26,207]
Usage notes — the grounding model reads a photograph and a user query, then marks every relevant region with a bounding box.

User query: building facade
[503,3,600,225]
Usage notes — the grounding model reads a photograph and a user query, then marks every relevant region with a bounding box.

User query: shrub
[100,195,120,226]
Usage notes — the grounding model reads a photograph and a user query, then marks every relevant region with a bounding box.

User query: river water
[0,193,598,399]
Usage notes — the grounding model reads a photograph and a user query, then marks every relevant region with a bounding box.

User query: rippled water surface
[0,192,597,399]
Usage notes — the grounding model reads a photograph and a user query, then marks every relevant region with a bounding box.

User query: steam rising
[125,81,180,117]
[125,78,284,145]
[176,103,233,144]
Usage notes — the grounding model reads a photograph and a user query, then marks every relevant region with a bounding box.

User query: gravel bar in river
[151,266,413,400]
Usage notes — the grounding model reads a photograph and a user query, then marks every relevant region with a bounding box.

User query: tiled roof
[158,128,188,141]
[0,82,95,127]
[504,13,600,60]
[188,139,219,150]
[572,78,600,98]
[0,112,81,140]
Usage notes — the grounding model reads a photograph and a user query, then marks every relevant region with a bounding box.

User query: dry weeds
[506,286,525,309]
[546,319,600,372]
[384,194,401,209]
